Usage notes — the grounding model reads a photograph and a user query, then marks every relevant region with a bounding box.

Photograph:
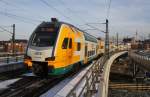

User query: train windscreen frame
[29,23,60,47]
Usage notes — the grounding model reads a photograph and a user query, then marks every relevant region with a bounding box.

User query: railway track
[109,83,150,91]
[0,68,27,81]
[0,62,94,97]
[0,55,102,97]
[0,76,62,97]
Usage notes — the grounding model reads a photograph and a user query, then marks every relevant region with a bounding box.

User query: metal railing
[0,53,24,64]
[66,51,126,97]
[66,56,108,97]
[129,51,150,71]
[0,52,24,57]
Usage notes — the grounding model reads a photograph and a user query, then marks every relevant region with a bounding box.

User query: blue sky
[0,0,149,40]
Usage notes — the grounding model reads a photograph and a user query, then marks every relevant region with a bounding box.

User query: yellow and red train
[24,18,104,76]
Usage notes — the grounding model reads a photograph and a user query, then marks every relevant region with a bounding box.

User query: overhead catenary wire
[0,0,27,11]
[0,26,12,34]
[57,0,108,35]
[0,14,36,25]
[59,0,109,39]
[39,0,77,24]
[0,25,11,28]
[86,24,106,33]
[0,0,108,38]
[0,11,41,22]
[57,0,88,25]
[0,0,47,24]
[0,25,27,39]
[0,11,41,25]
[106,0,112,19]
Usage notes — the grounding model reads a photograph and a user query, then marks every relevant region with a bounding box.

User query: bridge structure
[50,51,128,97]
[127,51,150,82]
[129,51,150,71]
[0,51,135,97]
[98,51,127,97]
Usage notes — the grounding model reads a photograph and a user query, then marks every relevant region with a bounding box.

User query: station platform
[0,61,24,73]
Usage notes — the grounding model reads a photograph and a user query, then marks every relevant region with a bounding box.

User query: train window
[30,31,57,47]
[88,51,90,57]
[77,42,81,51]
[85,45,87,57]
[62,38,69,49]
[89,51,91,56]
[96,46,98,53]
[69,38,72,49]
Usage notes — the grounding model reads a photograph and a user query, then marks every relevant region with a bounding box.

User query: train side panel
[83,32,98,64]
[48,24,84,75]
[84,41,98,64]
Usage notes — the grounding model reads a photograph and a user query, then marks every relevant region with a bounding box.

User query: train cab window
[62,38,69,49]
[30,31,57,47]
[77,42,81,51]
[69,38,72,49]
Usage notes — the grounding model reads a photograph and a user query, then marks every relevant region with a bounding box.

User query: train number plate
[34,52,42,55]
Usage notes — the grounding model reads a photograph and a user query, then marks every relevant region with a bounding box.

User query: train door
[62,38,73,65]
[85,44,88,57]
[62,38,69,66]
[84,43,88,63]
[68,38,73,64]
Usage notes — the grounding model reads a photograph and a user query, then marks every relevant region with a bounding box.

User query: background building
[0,39,27,53]
[143,39,150,50]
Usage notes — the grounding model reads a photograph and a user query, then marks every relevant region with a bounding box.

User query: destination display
[41,27,55,32]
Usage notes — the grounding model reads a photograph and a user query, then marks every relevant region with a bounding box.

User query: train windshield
[30,27,58,47]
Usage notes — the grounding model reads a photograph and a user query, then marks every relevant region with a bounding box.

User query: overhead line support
[12,24,15,54]
[105,19,109,58]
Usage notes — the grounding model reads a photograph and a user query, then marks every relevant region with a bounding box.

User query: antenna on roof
[51,18,58,22]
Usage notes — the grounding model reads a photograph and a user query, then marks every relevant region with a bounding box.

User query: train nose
[32,62,48,77]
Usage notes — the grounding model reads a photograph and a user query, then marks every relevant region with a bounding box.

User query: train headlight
[45,56,55,61]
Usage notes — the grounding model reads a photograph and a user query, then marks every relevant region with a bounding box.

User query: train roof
[39,21,98,43]
[61,22,98,43]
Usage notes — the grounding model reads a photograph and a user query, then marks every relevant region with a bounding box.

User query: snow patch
[0,78,20,89]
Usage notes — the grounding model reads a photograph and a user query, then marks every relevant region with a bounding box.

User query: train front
[24,18,60,77]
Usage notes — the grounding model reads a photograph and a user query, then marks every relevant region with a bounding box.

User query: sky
[0,0,149,40]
